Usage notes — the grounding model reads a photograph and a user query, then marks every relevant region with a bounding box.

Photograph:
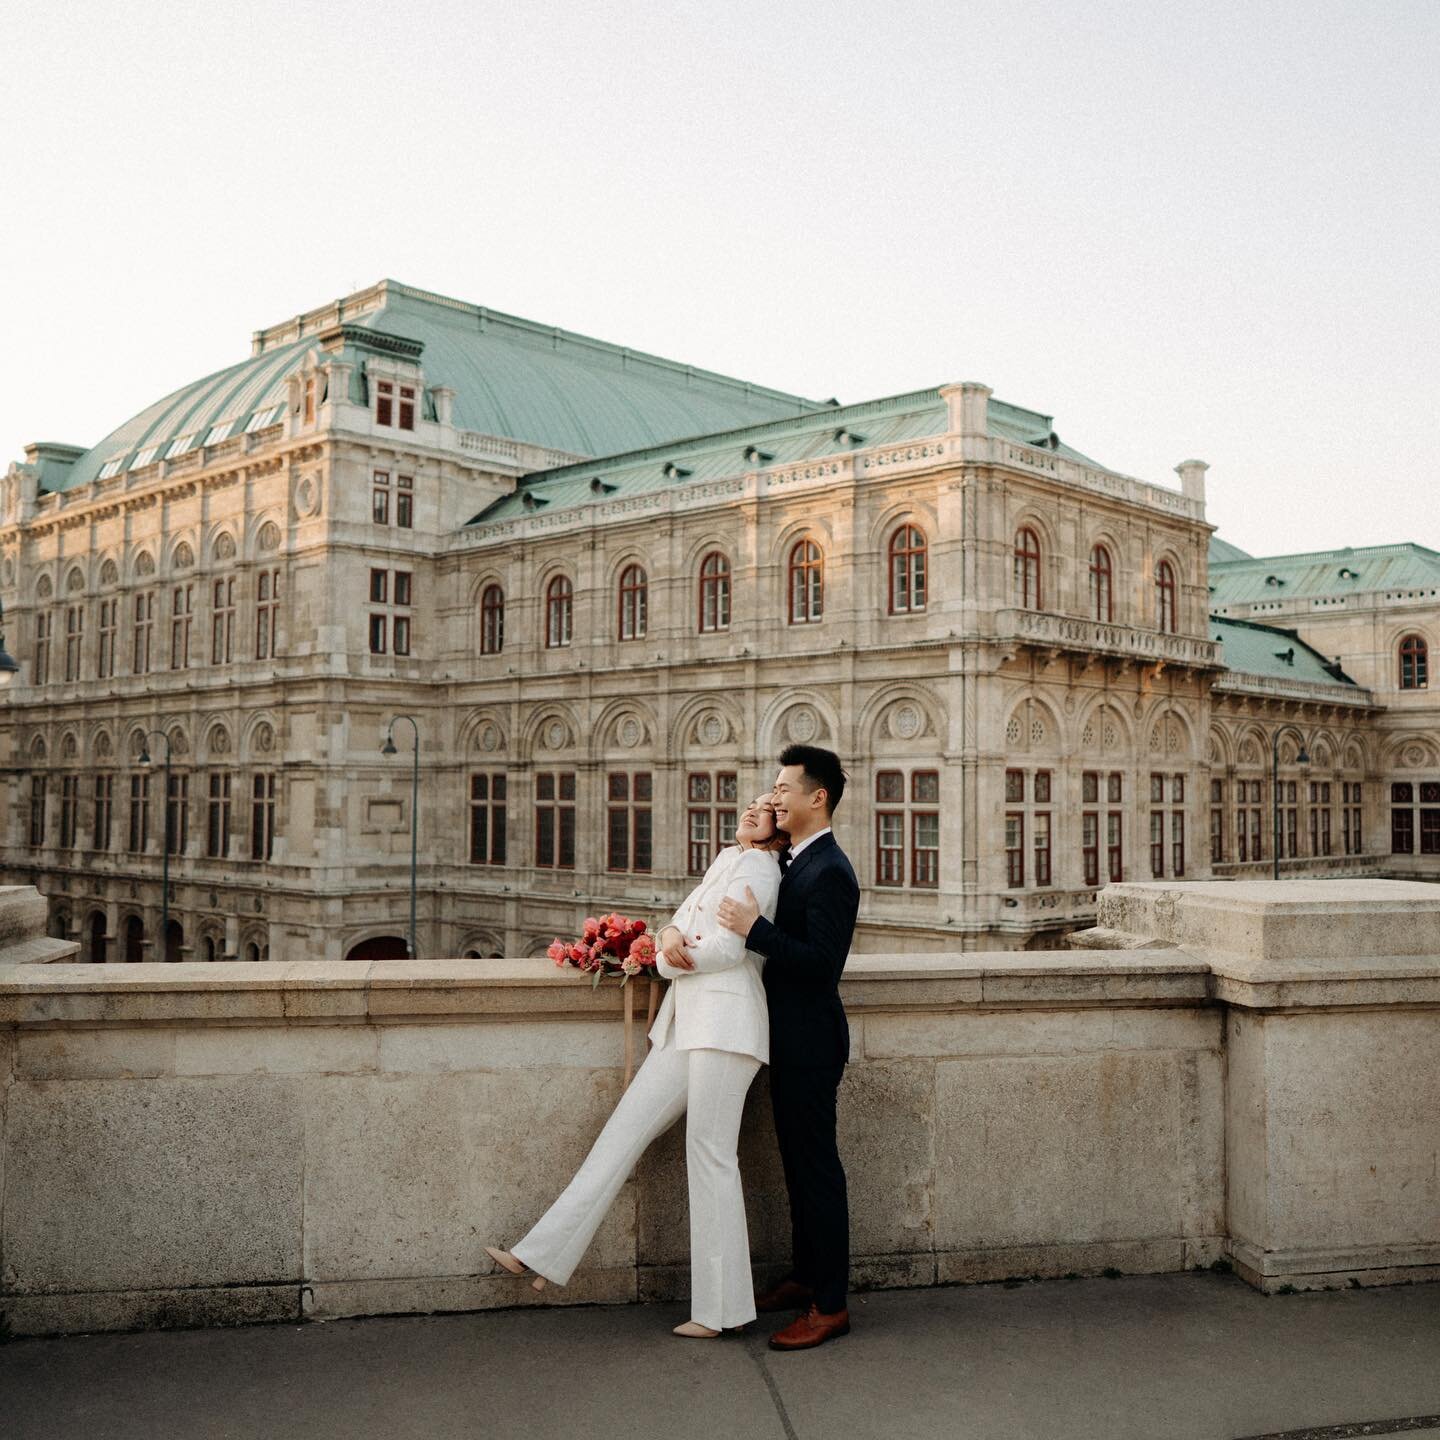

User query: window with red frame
[481,584,504,655]
[888,525,927,614]
[1013,528,1042,610]
[788,539,823,624]
[535,771,576,868]
[618,565,647,641]
[1399,634,1428,689]
[1089,545,1113,621]
[545,575,573,648]
[687,771,737,874]
[375,381,417,431]
[469,773,507,865]
[698,551,731,632]
[606,772,653,872]
[1155,560,1177,634]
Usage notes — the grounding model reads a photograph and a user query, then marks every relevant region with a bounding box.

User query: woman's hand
[659,925,696,972]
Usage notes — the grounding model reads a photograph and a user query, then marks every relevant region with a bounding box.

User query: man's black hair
[778,744,847,813]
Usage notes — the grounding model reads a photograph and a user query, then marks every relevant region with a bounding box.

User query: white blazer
[648,846,782,1065]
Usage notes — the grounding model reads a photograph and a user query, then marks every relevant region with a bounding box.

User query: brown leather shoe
[754,1278,815,1313]
[768,1304,850,1350]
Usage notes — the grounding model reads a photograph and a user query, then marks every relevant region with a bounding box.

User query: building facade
[2,281,1436,961]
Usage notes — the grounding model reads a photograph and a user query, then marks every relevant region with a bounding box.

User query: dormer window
[165,434,198,459]
[205,420,237,446]
[835,428,866,446]
[97,458,123,480]
[663,462,692,480]
[131,446,160,470]
[376,380,417,430]
[744,446,773,464]
[245,404,284,434]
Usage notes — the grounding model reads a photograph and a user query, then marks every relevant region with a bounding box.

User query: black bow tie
[778,848,793,876]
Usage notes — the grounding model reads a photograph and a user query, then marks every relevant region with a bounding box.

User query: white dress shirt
[786,826,832,863]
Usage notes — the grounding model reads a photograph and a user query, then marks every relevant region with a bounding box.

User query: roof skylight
[205,420,237,445]
[97,458,124,480]
[165,434,198,459]
[131,446,160,470]
[245,404,284,433]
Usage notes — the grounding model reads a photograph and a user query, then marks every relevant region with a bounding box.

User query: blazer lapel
[781,832,834,889]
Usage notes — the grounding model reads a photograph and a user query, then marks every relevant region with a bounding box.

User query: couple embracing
[486,744,860,1351]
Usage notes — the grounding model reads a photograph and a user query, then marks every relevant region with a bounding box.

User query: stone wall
[1,878,1436,1337]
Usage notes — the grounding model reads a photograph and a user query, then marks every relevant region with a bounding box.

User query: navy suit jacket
[746,832,860,1069]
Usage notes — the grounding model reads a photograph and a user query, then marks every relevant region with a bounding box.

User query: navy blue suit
[746,831,859,1313]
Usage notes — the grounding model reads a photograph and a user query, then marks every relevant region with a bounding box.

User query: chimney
[939,381,993,441]
[1175,459,1208,504]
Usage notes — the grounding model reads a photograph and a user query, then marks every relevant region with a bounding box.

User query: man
[717,743,859,1351]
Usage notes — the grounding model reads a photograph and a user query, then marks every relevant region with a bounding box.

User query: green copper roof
[1208,535,1252,564]
[467,390,1119,526]
[1210,615,1358,688]
[1209,542,1440,605]
[38,281,828,493]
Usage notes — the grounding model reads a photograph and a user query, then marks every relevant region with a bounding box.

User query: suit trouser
[770,1060,849,1314]
[511,1030,762,1330]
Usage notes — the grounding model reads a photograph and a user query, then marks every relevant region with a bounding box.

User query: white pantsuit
[511,846,782,1330]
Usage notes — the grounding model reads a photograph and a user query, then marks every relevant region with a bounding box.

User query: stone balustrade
[1,879,1436,1337]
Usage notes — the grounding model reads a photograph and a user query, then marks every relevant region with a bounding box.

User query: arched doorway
[164,919,184,964]
[124,915,144,963]
[345,935,409,961]
[88,911,108,964]
[50,909,71,941]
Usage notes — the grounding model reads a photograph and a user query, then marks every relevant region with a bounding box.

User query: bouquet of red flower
[548,913,657,989]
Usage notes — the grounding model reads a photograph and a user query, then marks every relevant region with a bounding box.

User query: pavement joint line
[745,1329,801,1440]
[1235,1416,1440,1439]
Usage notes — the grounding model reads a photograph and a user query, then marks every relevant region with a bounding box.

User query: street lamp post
[382,715,420,959]
[138,729,174,959]
[1271,732,1311,881]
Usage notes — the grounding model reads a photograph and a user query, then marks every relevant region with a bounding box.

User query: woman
[485,793,787,1337]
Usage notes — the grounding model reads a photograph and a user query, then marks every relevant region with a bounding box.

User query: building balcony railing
[995,608,1223,670]
[1212,670,1377,708]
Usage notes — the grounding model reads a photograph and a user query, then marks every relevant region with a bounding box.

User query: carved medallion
[892,703,921,740]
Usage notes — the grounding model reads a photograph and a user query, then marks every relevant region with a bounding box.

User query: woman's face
[735,794,779,844]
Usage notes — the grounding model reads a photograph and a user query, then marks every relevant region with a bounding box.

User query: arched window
[1155,559,1177,634]
[1013,528,1042,610]
[1399,634,1429,690]
[545,575,573,649]
[888,525,927,614]
[618,565,647,641]
[1089,545,1113,622]
[481,584,504,655]
[788,539,824,624]
[698,552,731,633]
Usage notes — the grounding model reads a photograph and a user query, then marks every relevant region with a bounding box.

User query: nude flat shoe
[672,1321,721,1338]
[484,1245,548,1291]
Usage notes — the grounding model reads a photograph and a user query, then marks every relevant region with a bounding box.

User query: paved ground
[4,1273,1440,1440]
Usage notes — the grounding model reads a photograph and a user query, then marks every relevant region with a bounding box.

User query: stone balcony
[994,607,1223,672]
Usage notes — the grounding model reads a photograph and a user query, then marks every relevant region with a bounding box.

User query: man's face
[771,764,822,834]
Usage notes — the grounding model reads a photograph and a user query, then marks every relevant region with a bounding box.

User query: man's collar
[788,827,832,861]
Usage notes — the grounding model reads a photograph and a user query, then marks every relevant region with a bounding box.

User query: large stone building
[1,280,1436,961]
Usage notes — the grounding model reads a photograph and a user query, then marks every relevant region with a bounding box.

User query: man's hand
[717,886,761,939]
[659,925,696,972]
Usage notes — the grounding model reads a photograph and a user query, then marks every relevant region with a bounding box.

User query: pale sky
[4,0,1437,560]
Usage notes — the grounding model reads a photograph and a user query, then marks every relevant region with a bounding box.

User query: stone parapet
[1,879,1436,1336]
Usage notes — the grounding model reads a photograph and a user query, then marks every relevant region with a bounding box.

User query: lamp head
[0,650,18,685]
[1297,746,1311,765]
[381,736,398,756]
[139,746,152,765]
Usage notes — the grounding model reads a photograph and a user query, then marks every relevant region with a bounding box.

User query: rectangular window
[1150,811,1165,878]
[399,385,416,430]
[132,592,154,674]
[1343,782,1363,856]
[397,474,413,528]
[1034,770,1052,804]
[370,569,388,603]
[369,614,387,654]
[60,775,78,848]
[128,774,150,852]
[467,773,507,865]
[394,571,412,607]
[1005,769,1024,803]
[912,811,940,888]
[1422,809,1440,856]
[1282,781,1299,859]
[166,773,189,856]
[29,774,46,847]
[171,584,192,669]
[1033,811,1052,887]
[64,605,84,681]
[1249,804,1263,863]
[1005,813,1024,887]
[535,771,576,869]
[34,611,51,685]
[251,773,277,862]
[1107,771,1123,804]
[256,570,280,659]
[211,577,235,664]
[606,772,653,873]
[1171,810,1185,877]
[1107,810,1123,881]
[93,773,113,851]
[1392,807,1415,854]
[207,773,231,858]
[98,598,117,679]
[876,810,904,886]
[372,470,390,525]
[376,380,394,427]
[1082,770,1099,805]
[1082,811,1099,886]
[393,615,411,656]
[686,771,738,874]
[1210,779,1225,863]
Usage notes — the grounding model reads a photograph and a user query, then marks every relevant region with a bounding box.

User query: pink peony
[547,939,567,966]
[621,957,642,977]
[629,934,656,966]
[582,917,601,941]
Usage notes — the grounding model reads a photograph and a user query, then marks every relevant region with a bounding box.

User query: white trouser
[511,1031,761,1330]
